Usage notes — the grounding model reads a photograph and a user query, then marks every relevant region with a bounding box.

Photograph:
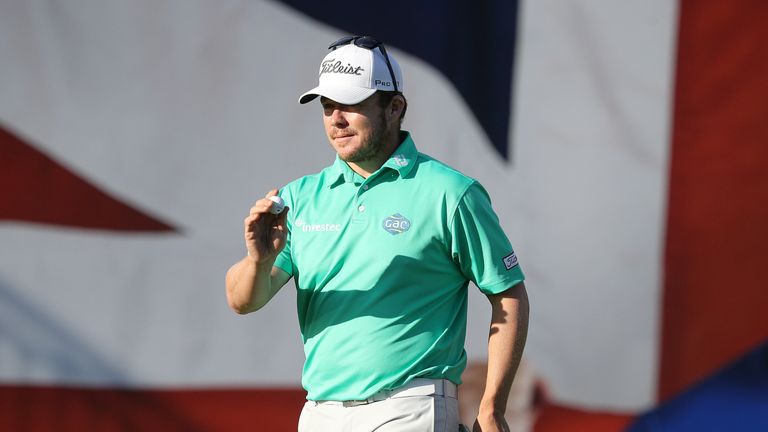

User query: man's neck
[347,131,404,179]
[347,155,391,179]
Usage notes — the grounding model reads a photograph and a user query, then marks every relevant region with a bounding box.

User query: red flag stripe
[0,124,176,232]
[0,385,305,432]
[660,0,768,401]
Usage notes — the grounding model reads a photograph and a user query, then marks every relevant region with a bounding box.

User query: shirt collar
[382,132,418,178]
[328,155,357,188]
[328,131,418,188]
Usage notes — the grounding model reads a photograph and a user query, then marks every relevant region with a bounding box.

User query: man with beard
[225,35,529,432]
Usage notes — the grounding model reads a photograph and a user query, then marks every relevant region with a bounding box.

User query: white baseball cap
[298,38,404,105]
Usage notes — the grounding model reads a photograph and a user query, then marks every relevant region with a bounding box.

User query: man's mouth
[333,132,355,140]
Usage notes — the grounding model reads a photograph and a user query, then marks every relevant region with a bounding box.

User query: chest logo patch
[382,213,411,235]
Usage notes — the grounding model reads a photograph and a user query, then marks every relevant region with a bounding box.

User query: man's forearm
[480,282,530,416]
[225,256,275,314]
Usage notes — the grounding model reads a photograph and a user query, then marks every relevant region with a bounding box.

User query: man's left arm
[474,281,530,432]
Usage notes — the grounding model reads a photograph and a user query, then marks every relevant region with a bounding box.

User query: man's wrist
[245,251,274,271]
[478,397,506,417]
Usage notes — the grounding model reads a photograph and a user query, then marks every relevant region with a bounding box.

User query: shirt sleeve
[273,187,295,277]
[450,182,525,294]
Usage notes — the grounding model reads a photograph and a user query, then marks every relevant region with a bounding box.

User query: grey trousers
[298,379,461,432]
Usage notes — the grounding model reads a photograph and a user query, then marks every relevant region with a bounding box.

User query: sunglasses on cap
[328,35,400,94]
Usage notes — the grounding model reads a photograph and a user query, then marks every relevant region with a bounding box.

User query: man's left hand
[472,412,510,432]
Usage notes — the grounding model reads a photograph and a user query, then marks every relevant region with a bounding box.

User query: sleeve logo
[502,252,519,270]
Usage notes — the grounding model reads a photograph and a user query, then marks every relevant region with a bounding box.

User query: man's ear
[389,95,405,121]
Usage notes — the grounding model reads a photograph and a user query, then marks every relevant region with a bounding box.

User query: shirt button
[362,184,369,190]
[358,205,365,212]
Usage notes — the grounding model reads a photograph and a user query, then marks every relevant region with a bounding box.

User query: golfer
[226,35,529,432]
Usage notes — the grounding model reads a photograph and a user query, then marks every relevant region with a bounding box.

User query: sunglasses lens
[328,35,381,50]
[353,36,380,49]
[328,35,355,49]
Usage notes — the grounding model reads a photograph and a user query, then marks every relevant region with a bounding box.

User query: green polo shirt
[274,132,524,401]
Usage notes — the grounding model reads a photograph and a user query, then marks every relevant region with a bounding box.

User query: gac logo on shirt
[382,213,411,235]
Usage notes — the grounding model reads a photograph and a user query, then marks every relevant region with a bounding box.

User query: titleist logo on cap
[320,59,364,76]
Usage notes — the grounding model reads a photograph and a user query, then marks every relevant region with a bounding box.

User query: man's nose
[330,109,348,126]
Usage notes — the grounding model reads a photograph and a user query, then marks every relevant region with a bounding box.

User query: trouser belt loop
[439,378,458,398]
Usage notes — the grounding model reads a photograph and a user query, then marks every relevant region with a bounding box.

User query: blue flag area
[628,341,768,432]
[276,0,519,162]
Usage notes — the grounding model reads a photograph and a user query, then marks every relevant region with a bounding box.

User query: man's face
[320,95,389,163]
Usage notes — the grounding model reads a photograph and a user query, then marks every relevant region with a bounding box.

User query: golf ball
[268,196,285,214]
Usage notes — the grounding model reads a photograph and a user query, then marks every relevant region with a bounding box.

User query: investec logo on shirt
[294,219,341,233]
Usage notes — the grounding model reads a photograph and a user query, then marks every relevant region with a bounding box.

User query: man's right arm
[225,260,290,314]
[225,188,291,314]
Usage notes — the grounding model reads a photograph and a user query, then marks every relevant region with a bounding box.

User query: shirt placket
[351,174,370,225]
